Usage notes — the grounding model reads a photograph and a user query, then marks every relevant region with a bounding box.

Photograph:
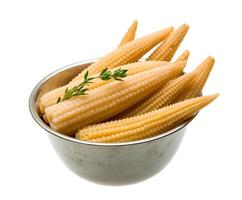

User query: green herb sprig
[57,68,128,103]
[100,68,128,81]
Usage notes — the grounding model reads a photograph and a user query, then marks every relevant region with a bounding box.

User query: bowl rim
[29,59,195,147]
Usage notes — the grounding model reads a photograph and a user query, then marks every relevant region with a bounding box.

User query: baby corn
[176,50,190,62]
[38,27,173,113]
[147,24,189,61]
[45,62,185,135]
[71,26,174,83]
[118,73,195,118]
[39,61,168,113]
[118,20,138,46]
[176,56,215,101]
[76,94,218,143]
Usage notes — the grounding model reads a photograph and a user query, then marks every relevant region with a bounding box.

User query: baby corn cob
[71,26,174,83]
[118,20,138,46]
[38,61,168,113]
[76,94,218,143]
[176,50,190,62]
[176,56,215,101]
[38,27,173,113]
[45,62,185,135]
[147,24,189,61]
[71,61,169,90]
[118,73,195,118]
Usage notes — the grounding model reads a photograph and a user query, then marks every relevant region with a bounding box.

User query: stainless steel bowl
[29,60,194,185]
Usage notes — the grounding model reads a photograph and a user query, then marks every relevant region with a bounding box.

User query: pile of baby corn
[38,21,218,143]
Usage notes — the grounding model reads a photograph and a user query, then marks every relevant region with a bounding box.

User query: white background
[0,0,241,199]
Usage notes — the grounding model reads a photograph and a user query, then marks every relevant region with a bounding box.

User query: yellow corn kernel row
[70,26,174,84]
[38,27,173,113]
[76,94,218,143]
[71,61,169,89]
[45,62,185,136]
[111,50,190,120]
[175,56,215,102]
[117,72,195,119]
[38,61,168,113]
[110,51,190,120]
[175,50,190,62]
[147,24,189,61]
[118,20,138,46]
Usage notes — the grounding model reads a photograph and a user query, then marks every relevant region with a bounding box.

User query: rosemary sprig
[57,68,128,103]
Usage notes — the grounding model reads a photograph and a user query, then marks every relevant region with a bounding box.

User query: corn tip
[163,26,174,33]
[210,93,219,99]
[184,49,190,56]
[133,19,138,26]
[200,93,219,104]
[176,61,187,70]
[181,23,190,29]
[207,56,215,64]
[175,49,190,62]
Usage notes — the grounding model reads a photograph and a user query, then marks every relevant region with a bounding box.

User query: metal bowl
[29,59,194,185]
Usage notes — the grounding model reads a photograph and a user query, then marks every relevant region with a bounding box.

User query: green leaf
[100,68,108,75]
[84,71,89,81]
